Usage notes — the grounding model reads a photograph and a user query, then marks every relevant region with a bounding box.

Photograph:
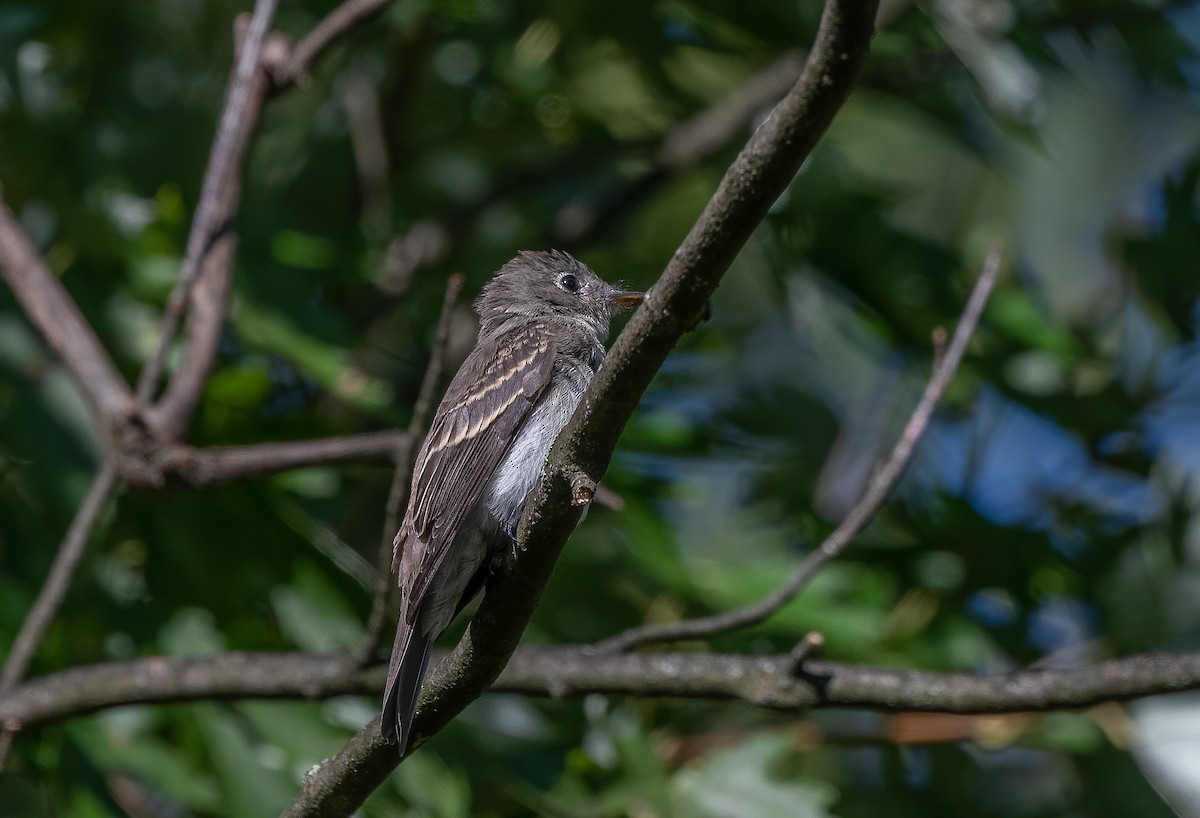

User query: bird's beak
[608,287,645,310]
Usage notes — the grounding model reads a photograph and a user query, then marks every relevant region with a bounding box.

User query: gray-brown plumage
[382,250,643,749]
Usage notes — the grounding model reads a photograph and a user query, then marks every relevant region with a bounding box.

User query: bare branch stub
[788,632,826,676]
[592,246,1004,654]
[568,471,596,508]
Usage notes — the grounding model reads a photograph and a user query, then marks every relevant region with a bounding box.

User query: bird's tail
[381,618,432,751]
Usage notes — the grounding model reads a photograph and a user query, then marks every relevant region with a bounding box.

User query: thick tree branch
[7,647,1200,732]
[594,246,1003,653]
[283,1,880,814]
[0,199,136,430]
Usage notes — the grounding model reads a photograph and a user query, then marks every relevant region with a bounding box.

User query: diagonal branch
[281,1,880,813]
[0,460,121,766]
[140,1,282,442]
[593,246,1003,654]
[7,647,1200,732]
[0,199,136,430]
[0,461,120,771]
[0,464,120,693]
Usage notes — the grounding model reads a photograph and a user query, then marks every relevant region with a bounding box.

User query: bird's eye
[558,273,579,293]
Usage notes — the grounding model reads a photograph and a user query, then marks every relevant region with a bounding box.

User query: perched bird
[382,250,644,749]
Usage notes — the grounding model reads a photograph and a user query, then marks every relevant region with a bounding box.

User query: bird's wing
[397,321,556,624]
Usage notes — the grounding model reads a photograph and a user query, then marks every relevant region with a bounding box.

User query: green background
[3,0,1200,815]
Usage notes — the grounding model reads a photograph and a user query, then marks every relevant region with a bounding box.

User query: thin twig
[592,247,1002,654]
[135,0,279,408]
[0,463,120,748]
[408,275,467,435]
[160,431,411,488]
[359,273,465,661]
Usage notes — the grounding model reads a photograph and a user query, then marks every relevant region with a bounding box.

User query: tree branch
[0,464,120,693]
[282,1,880,813]
[158,431,411,488]
[0,199,136,431]
[593,246,1003,654]
[140,2,283,442]
[7,647,1200,732]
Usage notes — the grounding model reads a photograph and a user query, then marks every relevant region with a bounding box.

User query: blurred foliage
[3,0,1200,815]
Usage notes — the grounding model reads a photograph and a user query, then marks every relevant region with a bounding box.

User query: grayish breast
[482,357,594,535]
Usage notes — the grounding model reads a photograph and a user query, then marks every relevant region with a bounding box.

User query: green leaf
[672,734,838,818]
[270,561,365,652]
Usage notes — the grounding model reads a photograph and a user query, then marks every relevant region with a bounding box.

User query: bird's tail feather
[381,619,432,751]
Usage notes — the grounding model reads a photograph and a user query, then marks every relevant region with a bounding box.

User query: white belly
[420,362,593,635]
[483,363,591,535]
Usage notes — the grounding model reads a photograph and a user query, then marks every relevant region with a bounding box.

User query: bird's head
[475,250,643,337]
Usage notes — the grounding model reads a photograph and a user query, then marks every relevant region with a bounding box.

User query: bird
[381,249,644,750]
